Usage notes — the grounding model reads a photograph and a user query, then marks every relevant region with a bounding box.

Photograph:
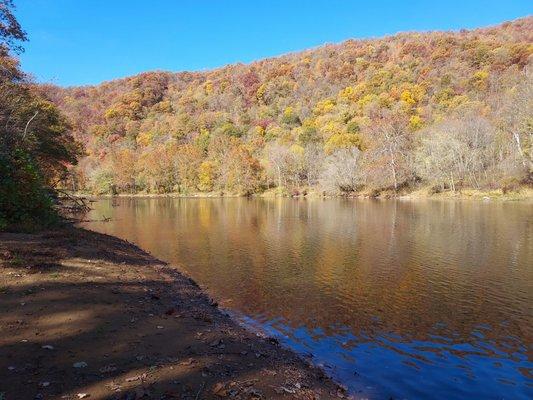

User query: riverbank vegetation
[0,1,79,230]
[42,17,532,197]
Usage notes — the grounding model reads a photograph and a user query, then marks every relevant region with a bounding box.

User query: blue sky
[15,0,532,87]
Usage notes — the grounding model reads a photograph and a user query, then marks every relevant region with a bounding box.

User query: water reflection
[82,198,533,399]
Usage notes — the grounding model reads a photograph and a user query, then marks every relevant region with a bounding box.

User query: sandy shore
[0,226,345,400]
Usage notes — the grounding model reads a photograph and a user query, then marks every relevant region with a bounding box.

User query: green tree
[0,3,78,230]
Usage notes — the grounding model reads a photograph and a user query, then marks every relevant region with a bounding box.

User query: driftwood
[55,189,91,222]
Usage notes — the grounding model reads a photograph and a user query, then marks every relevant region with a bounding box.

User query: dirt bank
[0,226,345,400]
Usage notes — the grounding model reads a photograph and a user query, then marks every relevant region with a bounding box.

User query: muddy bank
[0,226,346,400]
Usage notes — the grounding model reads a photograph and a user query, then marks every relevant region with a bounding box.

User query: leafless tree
[301,143,325,187]
[319,147,363,193]
[498,66,533,174]
[265,143,300,189]
[415,114,497,190]
[364,111,412,190]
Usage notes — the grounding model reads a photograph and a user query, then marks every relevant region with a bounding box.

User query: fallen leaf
[212,382,228,397]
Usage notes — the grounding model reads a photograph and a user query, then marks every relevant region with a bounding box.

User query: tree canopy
[0,1,79,230]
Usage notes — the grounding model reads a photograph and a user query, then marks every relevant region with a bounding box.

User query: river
[81,197,532,399]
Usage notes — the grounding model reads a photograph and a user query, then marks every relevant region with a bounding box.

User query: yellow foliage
[136,131,154,147]
[256,84,267,100]
[198,161,216,191]
[473,70,489,81]
[153,100,172,113]
[434,89,470,110]
[283,106,294,119]
[302,118,316,130]
[400,90,417,106]
[313,98,336,115]
[203,80,213,95]
[251,125,265,137]
[409,115,424,131]
[470,69,490,90]
[357,94,377,109]
[318,119,344,137]
[104,106,121,119]
[290,144,304,155]
[400,84,425,106]
[338,86,357,102]
[324,133,362,154]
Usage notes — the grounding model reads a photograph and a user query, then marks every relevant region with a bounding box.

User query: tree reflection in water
[83,198,532,399]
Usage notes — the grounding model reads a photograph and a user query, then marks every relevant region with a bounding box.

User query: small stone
[42,345,54,350]
[99,365,117,373]
[73,361,88,368]
[77,394,89,399]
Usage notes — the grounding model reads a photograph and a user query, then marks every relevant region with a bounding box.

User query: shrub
[0,150,59,231]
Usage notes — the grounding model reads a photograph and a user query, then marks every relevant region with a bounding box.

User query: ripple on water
[82,198,533,399]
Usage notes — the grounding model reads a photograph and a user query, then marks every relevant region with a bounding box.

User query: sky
[15,0,532,87]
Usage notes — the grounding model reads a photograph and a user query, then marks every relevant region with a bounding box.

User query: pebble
[73,361,88,368]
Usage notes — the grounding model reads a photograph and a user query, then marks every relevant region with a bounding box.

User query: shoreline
[0,226,346,400]
[73,187,533,202]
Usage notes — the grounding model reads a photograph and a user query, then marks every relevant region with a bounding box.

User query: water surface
[82,198,532,399]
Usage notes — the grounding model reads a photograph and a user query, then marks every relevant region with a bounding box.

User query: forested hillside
[42,17,533,196]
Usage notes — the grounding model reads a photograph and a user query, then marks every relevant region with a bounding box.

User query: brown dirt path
[0,227,347,400]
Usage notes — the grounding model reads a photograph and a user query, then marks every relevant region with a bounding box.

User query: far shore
[70,186,533,202]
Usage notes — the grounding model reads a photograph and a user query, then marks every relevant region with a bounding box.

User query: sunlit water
[81,198,532,399]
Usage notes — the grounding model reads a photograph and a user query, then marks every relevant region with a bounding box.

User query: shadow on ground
[0,227,343,400]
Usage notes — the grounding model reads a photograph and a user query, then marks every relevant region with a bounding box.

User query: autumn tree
[363,110,412,190]
[0,0,27,55]
[0,1,78,229]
